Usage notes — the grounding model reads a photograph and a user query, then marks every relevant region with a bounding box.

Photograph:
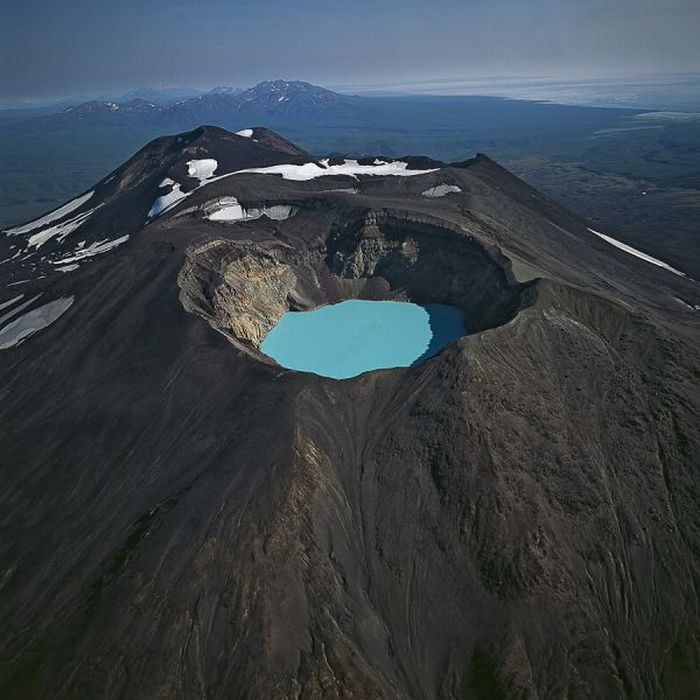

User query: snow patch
[236,129,254,138]
[588,228,685,277]
[149,162,218,219]
[0,294,24,313]
[0,296,74,350]
[230,159,439,182]
[149,183,187,218]
[150,158,435,220]
[27,205,103,249]
[52,235,129,264]
[0,293,42,326]
[674,297,700,312]
[0,249,21,264]
[5,191,94,236]
[56,264,80,273]
[204,197,293,223]
[422,184,462,198]
[187,159,218,181]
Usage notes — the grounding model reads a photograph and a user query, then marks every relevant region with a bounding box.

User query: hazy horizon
[2,73,699,114]
[1,0,698,106]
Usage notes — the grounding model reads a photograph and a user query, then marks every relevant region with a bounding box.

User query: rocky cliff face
[0,128,698,699]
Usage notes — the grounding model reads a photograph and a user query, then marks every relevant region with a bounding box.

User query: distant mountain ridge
[60,80,360,123]
[237,80,357,108]
[64,98,162,115]
[118,86,203,105]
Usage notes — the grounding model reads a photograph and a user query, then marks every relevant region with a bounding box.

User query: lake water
[260,300,465,379]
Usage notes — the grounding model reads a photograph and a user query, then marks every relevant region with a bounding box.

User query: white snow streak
[0,296,74,350]
[0,249,21,264]
[230,159,438,182]
[236,129,254,138]
[5,191,94,236]
[52,235,129,265]
[588,228,685,277]
[27,205,103,249]
[0,294,24,312]
[0,293,42,327]
[422,184,462,198]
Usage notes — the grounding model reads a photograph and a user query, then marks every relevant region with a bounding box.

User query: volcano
[0,125,698,699]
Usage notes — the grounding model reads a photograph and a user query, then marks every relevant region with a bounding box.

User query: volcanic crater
[178,206,534,371]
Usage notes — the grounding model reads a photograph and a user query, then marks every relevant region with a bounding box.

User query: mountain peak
[237,80,356,109]
[208,86,245,96]
[64,100,121,114]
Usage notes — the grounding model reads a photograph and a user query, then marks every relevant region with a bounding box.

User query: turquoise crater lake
[260,300,465,379]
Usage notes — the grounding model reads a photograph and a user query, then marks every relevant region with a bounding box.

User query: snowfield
[0,296,74,349]
[0,293,41,326]
[27,205,103,249]
[187,159,218,181]
[5,191,94,236]
[236,128,254,138]
[149,183,188,218]
[52,235,130,265]
[422,184,462,198]
[230,159,439,181]
[149,161,219,218]
[0,294,24,312]
[204,197,293,223]
[588,228,685,277]
[150,158,438,220]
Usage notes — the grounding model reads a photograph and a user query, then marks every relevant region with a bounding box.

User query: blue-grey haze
[1,0,698,103]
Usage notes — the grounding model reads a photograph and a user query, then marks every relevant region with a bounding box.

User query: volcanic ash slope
[0,125,699,699]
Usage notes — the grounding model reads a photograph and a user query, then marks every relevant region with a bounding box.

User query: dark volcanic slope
[0,127,699,699]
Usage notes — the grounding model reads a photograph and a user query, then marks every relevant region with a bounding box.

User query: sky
[1,0,699,103]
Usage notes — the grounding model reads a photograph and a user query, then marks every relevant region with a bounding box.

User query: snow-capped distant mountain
[59,81,362,125]
[63,100,122,115]
[163,80,362,123]
[208,86,246,97]
[164,92,242,124]
[236,80,357,110]
[119,86,204,105]
[63,98,163,116]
